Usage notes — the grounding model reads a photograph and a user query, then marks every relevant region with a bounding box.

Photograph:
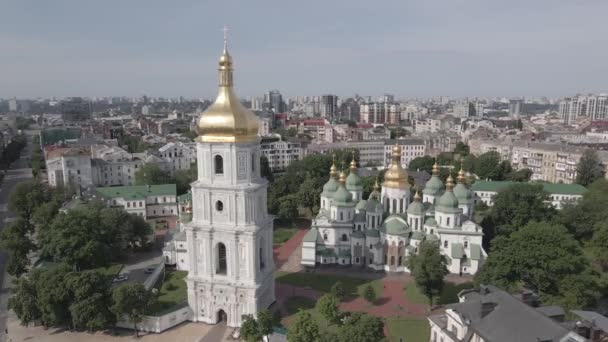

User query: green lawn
[273,227,299,244]
[282,298,340,334]
[275,271,380,298]
[386,318,430,341]
[148,270,188,315]
[404,281,474,305]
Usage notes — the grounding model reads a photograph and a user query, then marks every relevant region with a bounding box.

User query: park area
[272,269,473,341]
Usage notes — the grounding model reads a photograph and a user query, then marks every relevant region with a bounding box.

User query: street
[0,131,35,342]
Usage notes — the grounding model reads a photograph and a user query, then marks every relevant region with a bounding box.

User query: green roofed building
[471,180,587,209]
[96,184,178,226]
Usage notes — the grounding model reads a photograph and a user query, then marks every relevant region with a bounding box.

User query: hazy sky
[1,0,607,99]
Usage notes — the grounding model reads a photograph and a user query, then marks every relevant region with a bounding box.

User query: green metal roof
[426,233,439,241]
[96,184,177,199]
[364,199,383,212]
[453,183,472,203]
[332,186,353,205]
[346,172,363,191]
[338,249,351,257]
[407,201,425,216]
[470,243,482,260]
[423,175,444,195]
[425,217,437,227]
[471,181,588,195]
[351,231,365,239]
[381,215,411,236]
[411,230,425,239]
[451,243,465,259]
[322,177,340,194]
[355,200,367,210]
[365,229,380,237]
[178,192,192,203]
[354,212,366,222]
[303,229,318,243]
[436,191,460,214]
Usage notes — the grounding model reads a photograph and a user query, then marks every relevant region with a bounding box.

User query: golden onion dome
[338,170,347,185]
[329,155,339,179]
[432,162,440,176]
[197,38,259,143]
[457,168,466,183]
[446,175,455,191]
[383,144,409,189]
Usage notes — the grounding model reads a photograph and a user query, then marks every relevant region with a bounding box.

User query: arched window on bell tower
[216,243,227,274]
[214,155,224,174]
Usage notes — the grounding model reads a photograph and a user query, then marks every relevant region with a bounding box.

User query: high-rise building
[185,41,275,327]
[320,94,338,120]
[265,90,284,113]
[509,99,524,116]
[8,98,17,112]
[360,101,401,124]
[560,94,608,125]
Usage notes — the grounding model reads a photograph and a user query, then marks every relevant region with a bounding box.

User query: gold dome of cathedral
[197,36,259,143]
[382,144,410,189]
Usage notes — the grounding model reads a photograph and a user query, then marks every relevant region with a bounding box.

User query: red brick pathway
[273,228,308,268]
[340,279,428,317]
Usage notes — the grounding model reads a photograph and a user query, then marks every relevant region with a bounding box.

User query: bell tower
[184,33,275,328]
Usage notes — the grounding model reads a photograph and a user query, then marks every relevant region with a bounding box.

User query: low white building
[96,184,178,227]
[471,181,587,209]
[260,137,303,171]
[383,139,427,169]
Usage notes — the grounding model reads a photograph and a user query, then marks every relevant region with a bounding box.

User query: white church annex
[181,37,275,327]
[301,147,487,275]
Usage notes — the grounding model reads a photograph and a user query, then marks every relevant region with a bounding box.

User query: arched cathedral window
[216,243,227,275]
[214,155,224,174]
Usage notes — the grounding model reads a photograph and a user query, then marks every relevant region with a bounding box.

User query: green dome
[381,215,411,236]
[355,200,367,210]
[322,177,339,196]
[425,217,437,227]
[453,183,472,204]
[411,231,425,240]
[423,175,444,196]
[333,186,353,205]
[436,191,460,213]
[407,201,425,216]
[346,172,363,191]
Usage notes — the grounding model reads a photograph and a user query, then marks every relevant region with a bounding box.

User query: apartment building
[471,181,587,209]
[360,101,401,124]
[560,94,608,125]
[305,140,385,167]
[157,141,196,173]
[511,142,585,184]
[383,138,426,168]
[260,137,303,171]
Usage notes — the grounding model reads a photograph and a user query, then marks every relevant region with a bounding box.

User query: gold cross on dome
[222,25,229,49]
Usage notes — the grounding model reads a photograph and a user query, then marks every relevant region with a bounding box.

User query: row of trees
[267,150,361,221]
[476,180,608,310]
[0,180,151,277]
[408,143,530,182]
[1,134,27,171]
[133,163,197,195]
[10,264,155,335]
[31,135,45,177]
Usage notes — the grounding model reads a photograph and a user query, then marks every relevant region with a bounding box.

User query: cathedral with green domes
[301,145,487,275]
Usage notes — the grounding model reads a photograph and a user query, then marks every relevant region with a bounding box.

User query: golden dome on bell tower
[197,31,259,143]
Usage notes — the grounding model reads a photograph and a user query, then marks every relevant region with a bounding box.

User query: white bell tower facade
[184,36,275,328]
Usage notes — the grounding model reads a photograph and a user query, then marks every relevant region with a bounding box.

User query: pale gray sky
[1,0,607,98]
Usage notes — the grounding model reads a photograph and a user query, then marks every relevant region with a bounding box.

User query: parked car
[144,267,156,274]
[112,274,128,283]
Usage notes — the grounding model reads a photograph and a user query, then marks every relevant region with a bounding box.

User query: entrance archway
[216,309,227,324]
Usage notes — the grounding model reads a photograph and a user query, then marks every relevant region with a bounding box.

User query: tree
[407,241,449,305]
[0,217,35,277]
[277,194,299,221]
[589,222,608,270]
[453,142,470,156]
[67,270,115,331]
[505,168,532,182]
[288,311,320,342]
[173,163,197,195]
[474,151,504,180]
[9,272,41,325]
[476,222,598,308]
[362,284,376,304]
[576,149,604,186]
[111,282,155,336]
[8,180,49,221]
[408,156,435,173]
[480,183,555,244]
[297,177,322,216]
[134,164,170,185]
[330,281,345,300]
[337,313,386,342]
[240,314,263,342]
[36,264,73,327]
[260,155,274,182]
[461,155,477,174]
[257,309,274,341]
[316,294,340,325]
[554,180,608,240]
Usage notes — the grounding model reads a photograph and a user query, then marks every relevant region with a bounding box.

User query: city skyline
[1,1,608,98]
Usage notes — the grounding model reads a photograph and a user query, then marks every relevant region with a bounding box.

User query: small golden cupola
[197,32,259,143]
[382,144,409,189]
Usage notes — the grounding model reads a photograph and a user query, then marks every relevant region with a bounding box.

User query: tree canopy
[476,221,599,309]
[337,313,386,342]
[407,240,449,304]
[134,163,171,185]
[110,282,155,336]
[288,310,321,342]
[576,149,604,186]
